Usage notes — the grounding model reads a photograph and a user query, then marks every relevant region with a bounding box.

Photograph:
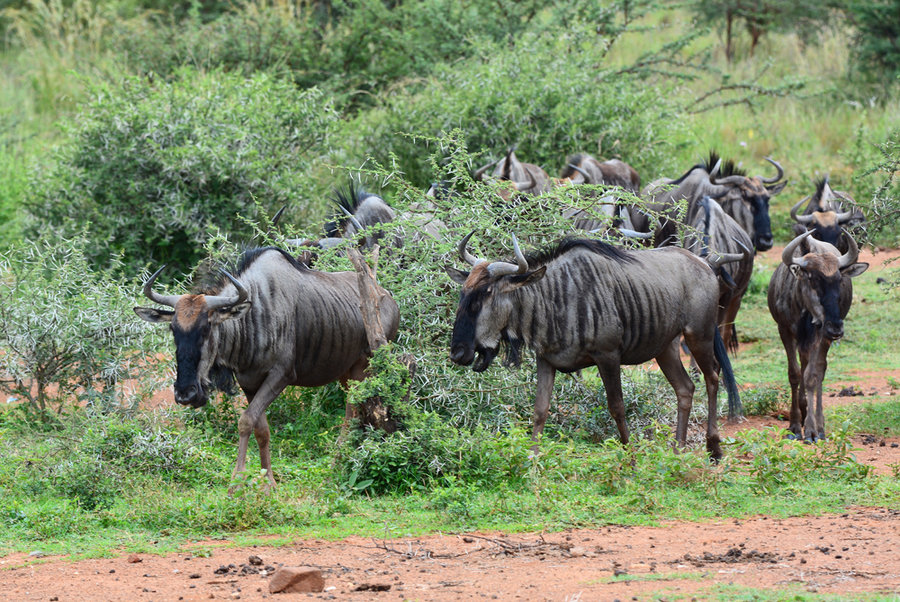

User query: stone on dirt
[268,567,325,594]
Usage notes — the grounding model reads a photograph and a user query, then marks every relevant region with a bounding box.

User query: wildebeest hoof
[785,432,801,441]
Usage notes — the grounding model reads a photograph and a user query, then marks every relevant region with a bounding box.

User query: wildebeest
[324,182,397,249]
[473,146,552,195]
[559,153,641,192]
[789,176,866,249]
[683,196,755,353]
[767,230,868,441]
[446,233,741,459]
[641,152,786,252]
[134,247,400,489]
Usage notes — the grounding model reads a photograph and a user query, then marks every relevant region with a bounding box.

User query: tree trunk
[726,10,734,63]
[345,245,411,433]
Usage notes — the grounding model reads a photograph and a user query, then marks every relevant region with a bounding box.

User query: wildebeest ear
[134,306,174,323]
[766,181,788,195]
[789,264,804,279]
[445,266,469,284]
[210,301,252,324]
[501,266,547,292]
[841,262,868,278]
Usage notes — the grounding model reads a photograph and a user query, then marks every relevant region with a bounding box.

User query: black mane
[522,237,634,268]
[328,181,383,235]
[704,150,746,177]
[199,247,307,294]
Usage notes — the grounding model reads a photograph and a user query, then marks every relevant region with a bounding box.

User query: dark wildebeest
[134,247,400,489]
[683,196,754,353]
[557,156,645,236]
[789,176,866,250]
[768,230,868,441]
[446,234,741,459]
[640,152,787,252]
[473,146,552,196]
[559,153,640,192]
[324,182,397,250]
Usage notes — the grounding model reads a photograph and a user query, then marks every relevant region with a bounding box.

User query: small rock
[462,537,474,543]
[568,546,588,558]
[268,567,325,594]
[127,554,142,564]
[248,555,263,566]
[28,551,45,558]
[354,583,391,592]
[189,573,201,579]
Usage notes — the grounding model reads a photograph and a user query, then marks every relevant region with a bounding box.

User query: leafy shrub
[349,24,688,188]
[741,385,784,416]
[340,413,536,494]
[52,453,118,511]
[25,67,337,276]
[0,235,155,419]
[845,0,900,88]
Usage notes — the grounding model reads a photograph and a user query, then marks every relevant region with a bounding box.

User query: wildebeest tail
[714,325,742,419]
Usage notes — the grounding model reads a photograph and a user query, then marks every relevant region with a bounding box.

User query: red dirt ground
[1,248,898,600]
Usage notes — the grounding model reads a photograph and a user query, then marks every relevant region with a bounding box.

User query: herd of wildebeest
[133,147,870,489]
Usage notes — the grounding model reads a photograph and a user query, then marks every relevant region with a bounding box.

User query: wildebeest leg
[232,374,291,492]
[776,324,803,439]
[798,345,813,441]
[253,413,275,490]
[815,341,831,440]
[683,333,722,460]
[595,362,629,445]
[804,341,829,442]
[532,358,556,446]
[655,340,696,449]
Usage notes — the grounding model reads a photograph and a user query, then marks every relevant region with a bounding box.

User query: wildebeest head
[710,155,786,252]
[445,232,546,372]
[781,230,867,341]
[789,178,858,247]
[134,266,251,407]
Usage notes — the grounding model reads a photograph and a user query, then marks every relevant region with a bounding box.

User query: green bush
[350,26,688,188]
[25,67,337,276]
[0,235,156,418]
[845,0,900,88]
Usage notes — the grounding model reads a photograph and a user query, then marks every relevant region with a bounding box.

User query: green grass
[729,253,900,392]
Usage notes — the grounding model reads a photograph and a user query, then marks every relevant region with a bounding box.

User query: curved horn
[513,168,536,192]
[711,173,746,186]
[473,158,498,181]
[782,230,815,267]
[838,231,859,268]
[568,163,590,183]
[458,230,484,266]
[618,228,653,239]
[790,196,814,224]
[759,157,784,184]
[339,205,364,235]
[142,265,180,307]
[835,210,854,224]
[485,233,529,278]
[511,233,528,273]
[271,205,286,228]
[707,249,746,269]
[708,158,723,178]
[205,270,249,310]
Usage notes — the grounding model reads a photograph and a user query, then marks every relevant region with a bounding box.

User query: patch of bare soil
[2,508,899,601]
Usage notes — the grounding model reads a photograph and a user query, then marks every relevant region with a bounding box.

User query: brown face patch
[811,211,838,228]
[801,252,840,277]
[462,263,493,291]
[173,295,208,328]
[743,177,768,196]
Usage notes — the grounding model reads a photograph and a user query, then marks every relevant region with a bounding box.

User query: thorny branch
[370,534,559,560]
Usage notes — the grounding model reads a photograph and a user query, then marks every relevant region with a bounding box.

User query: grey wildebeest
[641,152,786,252]
[324,182,397,250]
[445,234,741,459]
[790,176,866,250]
[768,231,867,441]
[473,146,552,196]
[558,155,646,236]
[134,247,400,489]
[682,196,754,354]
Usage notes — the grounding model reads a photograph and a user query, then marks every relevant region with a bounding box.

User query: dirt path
[2,507,899,601]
